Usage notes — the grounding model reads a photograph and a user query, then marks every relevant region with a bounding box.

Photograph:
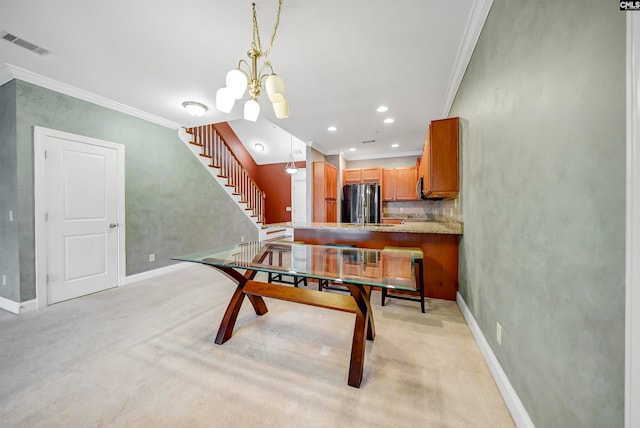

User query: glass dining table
[172,240,416,388]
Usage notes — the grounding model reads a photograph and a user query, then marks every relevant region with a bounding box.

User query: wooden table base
[210,266,375,388]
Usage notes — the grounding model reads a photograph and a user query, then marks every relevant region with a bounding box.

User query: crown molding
[0,63,181,130]
[441,0,493,117]
[337,149,422,162]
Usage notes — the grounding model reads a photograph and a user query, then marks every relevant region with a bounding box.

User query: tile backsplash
[383,198,462,221]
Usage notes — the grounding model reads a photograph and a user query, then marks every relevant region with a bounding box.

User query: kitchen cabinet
[343,168,382,184]
[382,166,418,201]
[419,117,459,199]
[313,161,337,222]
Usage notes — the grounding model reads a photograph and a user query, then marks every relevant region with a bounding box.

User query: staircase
[183,124,265,225]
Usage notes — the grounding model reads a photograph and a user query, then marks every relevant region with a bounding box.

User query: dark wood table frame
[209,264,376,388]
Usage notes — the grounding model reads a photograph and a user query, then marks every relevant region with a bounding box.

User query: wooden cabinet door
[312,162,325,222]
[313,161,337,222]
[420,126,431,196]
[343,169,361,184]
[325,199,337,222]
[394,166,418,200]
[382,168,395,201]
[325,163,337,199]
[428,117,459,198]
[362,167,382,183]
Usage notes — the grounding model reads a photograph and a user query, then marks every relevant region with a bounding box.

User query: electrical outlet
[241,236,245,242]
[2,274,6,286]
[285,206,292,212]
[8,210,13,222]
[496,322,502,346]
[400,207,404,212]
[149,253,155,262]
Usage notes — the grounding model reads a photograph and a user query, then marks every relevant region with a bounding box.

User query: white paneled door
[291,168,307,223]
[42,131,123,304]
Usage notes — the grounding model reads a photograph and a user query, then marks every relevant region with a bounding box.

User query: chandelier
[216,0,288,122]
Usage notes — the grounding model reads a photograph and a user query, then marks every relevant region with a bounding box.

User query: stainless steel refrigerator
[341,183,381,224]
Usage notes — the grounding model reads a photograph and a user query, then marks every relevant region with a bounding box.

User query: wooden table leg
[211,266,268,345]
[345,284,375,388]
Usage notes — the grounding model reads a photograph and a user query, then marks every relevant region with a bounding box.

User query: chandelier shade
[244,99,260,122]
[216,88,235,113]
[226,69,248,100]
[214,0,288,121]
[273,99,289,119]
[265,74,285,103]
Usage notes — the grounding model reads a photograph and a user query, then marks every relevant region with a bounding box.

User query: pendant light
[285,135,297,174]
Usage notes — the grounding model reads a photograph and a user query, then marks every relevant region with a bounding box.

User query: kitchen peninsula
[286,219,463,301]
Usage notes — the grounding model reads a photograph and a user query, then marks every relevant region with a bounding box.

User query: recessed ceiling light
[182,101,208,117]
[254,143,265,152]
[377,105,388,113]
[348,148,356,152]
[328,126,337,132]
[391,143,399,148]
[384,118,394,124]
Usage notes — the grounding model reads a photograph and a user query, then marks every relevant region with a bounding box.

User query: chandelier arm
[236,59,252,79]
[257,62,275,81]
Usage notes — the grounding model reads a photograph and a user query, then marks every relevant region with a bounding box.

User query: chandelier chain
[252,0,283,57]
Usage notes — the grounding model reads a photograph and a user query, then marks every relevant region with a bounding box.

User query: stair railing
[185,124,265,224]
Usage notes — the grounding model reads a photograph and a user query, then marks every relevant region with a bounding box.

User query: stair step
[189,142,204,147]
[199,153,212,158]
[217,174,228,178]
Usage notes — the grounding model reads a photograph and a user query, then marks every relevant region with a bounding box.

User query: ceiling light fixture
[348,148,356,152]
[254,143,265,152]
[377,105,388,112]
[215,0,288,122]
[285,135,298,174]
[328,126,337,132]
[391,143,399,148]
[384,118,395,124]
[182,101,208,117]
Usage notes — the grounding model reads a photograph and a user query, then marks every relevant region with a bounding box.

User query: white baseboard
[0,296,37,314]
[125,262,191,285]
[456,292,535,428]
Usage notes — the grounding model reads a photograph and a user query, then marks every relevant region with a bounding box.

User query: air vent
[361,139,376,144]
[0,30,50,56]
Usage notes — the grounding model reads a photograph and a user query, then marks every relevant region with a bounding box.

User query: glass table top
[172,241,416,291]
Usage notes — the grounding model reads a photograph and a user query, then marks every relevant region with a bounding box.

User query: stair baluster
[186,124,265,224]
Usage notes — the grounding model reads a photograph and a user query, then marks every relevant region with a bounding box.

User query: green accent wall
[5,79,257,302]
[450,1,625,426]
[0,80,20,301]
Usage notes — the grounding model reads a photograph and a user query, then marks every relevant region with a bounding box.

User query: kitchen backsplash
[383,198,462,221]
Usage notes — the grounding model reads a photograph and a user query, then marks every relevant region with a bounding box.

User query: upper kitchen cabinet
[343,167,382,184]
[382,166,418,201]
[420,117,459,199]
[313,161,337,222]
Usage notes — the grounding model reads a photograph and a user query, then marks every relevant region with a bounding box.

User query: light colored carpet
[0,265,514,427]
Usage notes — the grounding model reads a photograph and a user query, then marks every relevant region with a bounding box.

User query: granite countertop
[266,219,463,235]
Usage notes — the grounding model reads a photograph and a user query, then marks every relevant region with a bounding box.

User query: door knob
[109,223,118,229]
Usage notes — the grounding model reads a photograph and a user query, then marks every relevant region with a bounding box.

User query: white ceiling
[0,0,486,164]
